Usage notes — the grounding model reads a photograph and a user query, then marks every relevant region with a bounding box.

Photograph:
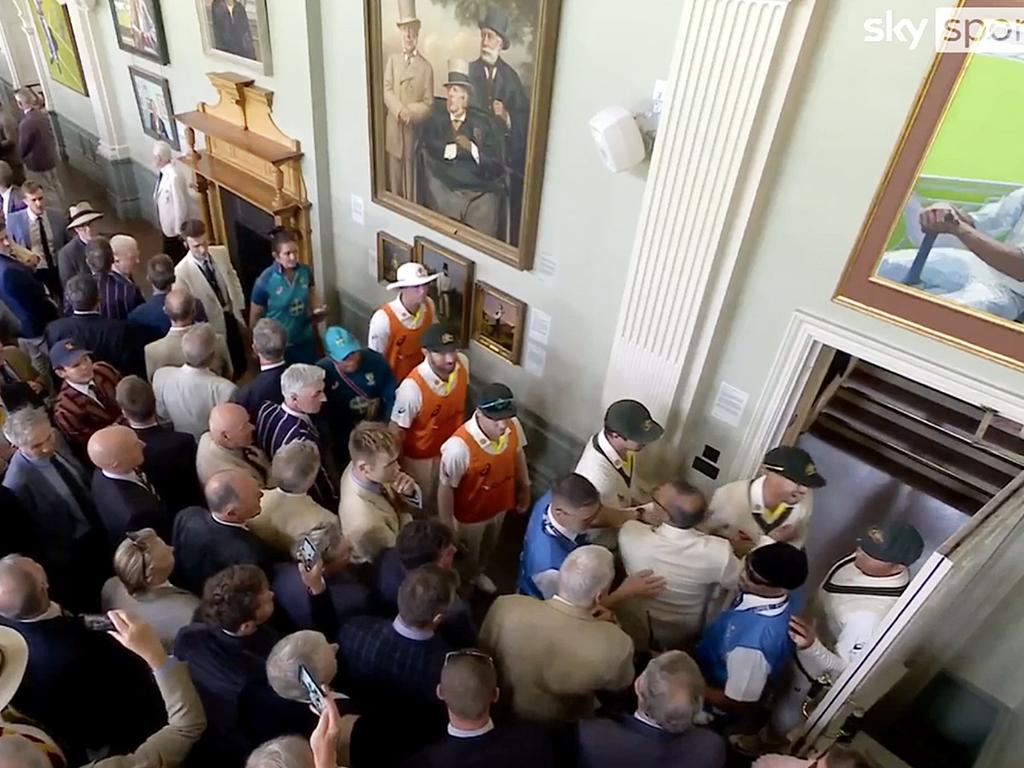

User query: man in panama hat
[57,200,104,288]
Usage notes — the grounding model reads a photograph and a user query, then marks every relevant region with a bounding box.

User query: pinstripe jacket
[52,361,124,449]
[255,401,336,508]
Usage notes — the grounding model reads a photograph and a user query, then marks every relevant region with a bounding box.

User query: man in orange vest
[368,261,437,382]
[439,383,530,594]
[391,324,468,514]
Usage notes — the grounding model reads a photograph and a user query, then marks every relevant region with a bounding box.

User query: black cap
[763,446,826,489]
[858,522,924,566]
[747,543,808,591]
[478,382,516,419]
[604,399,663,444]
[421,324,459,353]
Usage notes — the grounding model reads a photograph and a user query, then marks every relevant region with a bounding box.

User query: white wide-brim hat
[0,626,27,711]
[388,261,439,290]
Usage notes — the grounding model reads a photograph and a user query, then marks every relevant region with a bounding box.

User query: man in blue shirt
[317,326,396,466]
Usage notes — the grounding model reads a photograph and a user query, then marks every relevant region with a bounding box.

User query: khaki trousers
[401,455,439,515]
[456,511,506,583]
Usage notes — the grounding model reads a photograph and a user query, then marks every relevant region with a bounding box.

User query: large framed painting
[29,0,88,96]
[128,66,179,150]
[108,0,170,64]
[364,0,563,271]
[414,237,475,345]
[195,0,273,75]
[836,1,1024,371]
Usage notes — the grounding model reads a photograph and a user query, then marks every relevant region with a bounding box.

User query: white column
[61,0,130,161]
[601,0,817,437]
[14,0,54,109]
[0,13,22,87]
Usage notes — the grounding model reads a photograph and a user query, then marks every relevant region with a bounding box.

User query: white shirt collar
[261,361,286,372]
[281,403,311,423]
[130,419,159,429]
[67,379,99,402]
[596,430,627,470]
[735,592,789,615]
[212,513,248,530]
[657,523,700,540]
[392,616,434,641]
[447,719,495,738]
[21,602,62,622]
[189,251,212,269]
[73,310,101,316]
[544,506,576,542]
[27,208,41,223]
[389,296,423,324]
[634,711,664,730]
[102,469,145,485]
[168,324,194,334]
[464,412,511,454]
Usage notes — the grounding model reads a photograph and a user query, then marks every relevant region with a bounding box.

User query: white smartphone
[298,537,319,572]
[298,664,326,715]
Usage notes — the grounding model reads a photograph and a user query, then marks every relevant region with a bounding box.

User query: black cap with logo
[421,324,459,353]
[477,382,516,420]
[604,399,663,444]
[763,446,827,489]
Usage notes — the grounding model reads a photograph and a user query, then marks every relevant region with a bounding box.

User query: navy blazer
[232,364,285,423]
[7,207,69,254]
[44,312,146,378]
[171,506,278,595]
[576,714,727,768]
[90,471,171,547]
[127,292,208,343]
[405,722,557,768]
[271,561,371,632]
[0,252,57,337]
[132,423,204,514]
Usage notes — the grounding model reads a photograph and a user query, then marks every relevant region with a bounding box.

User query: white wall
[320,0,681,441]
[0,0,36,87]
[680,0,1024,478]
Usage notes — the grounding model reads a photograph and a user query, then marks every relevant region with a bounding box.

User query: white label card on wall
[535,251,558,281]
[528,308,552,346]
[710,382,749,428]
[524,342,546,378]
[367,247,377,278]
[350,194,365,225]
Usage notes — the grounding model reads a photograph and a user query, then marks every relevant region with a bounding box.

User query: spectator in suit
[0,407,107,611]
[6,180,67,301]
[153,141,193,263]
[44,272,146,377]
[233,317,287,422]
[407,650,556,768]
[373,519,476,648]
[0,485,40,562]
[154,323,237,439]
[108,234,145,314]
[272,521,371,631]
[56,200,102,289]
[0,161,24,217]
[87,424,170,547]
[101,528,199,651]
[128,253,208,341]
[13,88,64,209]
[577,651,727,768]
[50,339,123,453]
[171,469,277,595]
[256,363,335,508]
[116,374,203,514]
[79,237,142,321]
[480,546,635,724]
[0,555,163,763]
[250,441,336,555]
[0,217,56,382]
[197,402,270,486]
[145,285,232,381]
[0,340,44,424]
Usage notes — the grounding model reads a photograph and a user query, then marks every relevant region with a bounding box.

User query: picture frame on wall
[413,237,475,346]
[364,0,563,271]
[377,231,414,286]
[29,0,89,96]
[107,0,170,64]
[835,8,1024,373]
[194,0,273,75]
[472,281,524,364]
[128,66,179,150]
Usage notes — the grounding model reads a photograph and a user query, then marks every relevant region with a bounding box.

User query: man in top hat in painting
[421,59,505,238]
[383,0,434,201]
[469,6,529,244]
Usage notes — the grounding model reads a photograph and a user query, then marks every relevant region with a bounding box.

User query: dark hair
[397,564,457,628]
[199,565,268,631]
[179,218,206,240]
[115,376,156,422]
[164,289,196,323]
[65,273,99,312]
[84,237,114,274]
[396,519,456,569]
[146,254,176,291]
[662,480,706,529]
[0,161,13,188]
[269,227,300,255]
[552,473,600,510]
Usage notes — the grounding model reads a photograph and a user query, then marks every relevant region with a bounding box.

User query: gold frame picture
[413,237,475,346]
[376,231,413,286]
[471,281,524,364]
[194,0,273,75]
[363,0,562,271]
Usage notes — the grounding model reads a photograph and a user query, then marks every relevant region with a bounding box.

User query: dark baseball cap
[763,446,827,489]
[858,522,924,566]
[747,542,808,591]
[604,399,663,444]
[421,324,459,353]
[49,338,90,369]
[478,383,516,419]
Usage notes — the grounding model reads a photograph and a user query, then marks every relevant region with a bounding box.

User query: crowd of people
[0,92,905,768]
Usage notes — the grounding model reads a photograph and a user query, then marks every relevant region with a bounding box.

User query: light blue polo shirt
[251,263,314,347]
[517,490,580,599]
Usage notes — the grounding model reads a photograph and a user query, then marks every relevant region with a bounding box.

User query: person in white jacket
[152,141,195,264]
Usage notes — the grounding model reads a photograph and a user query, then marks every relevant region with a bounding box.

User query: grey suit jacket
[145,325,233,381]
[57,235,89,288]
[6,207,69,255]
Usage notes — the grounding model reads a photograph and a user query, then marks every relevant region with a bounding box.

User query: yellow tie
[761,503,789,524]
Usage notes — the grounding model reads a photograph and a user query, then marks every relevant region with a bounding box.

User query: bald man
[144,286,232,381]
[88,424,170,547]
[196,402,270,486]
[104,234,144,319]
[170,469,277,594]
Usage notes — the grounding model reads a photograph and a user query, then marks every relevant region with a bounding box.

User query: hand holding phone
[81,613,115,633]
[298,663,327,715]
[298,536,320,572]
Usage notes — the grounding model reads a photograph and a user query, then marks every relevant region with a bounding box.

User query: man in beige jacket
[144,287,232,381]
[196,402,270,486]
[480,545,635,723]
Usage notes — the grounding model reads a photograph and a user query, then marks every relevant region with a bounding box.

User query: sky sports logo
[864,7,1024,52]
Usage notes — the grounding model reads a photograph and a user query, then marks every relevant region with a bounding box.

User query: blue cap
[324,327,361,362]
[49,338,90,368]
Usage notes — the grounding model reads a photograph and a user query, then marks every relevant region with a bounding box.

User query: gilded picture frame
[471,281,524,364]
[413,237,475,346]
[107,0,170,64]
[29,0,88,96]
[835,0,1024,371]
[194,0,273,75]
[376,231,414,285]
[129,66,179,150]
[363,0,563,271]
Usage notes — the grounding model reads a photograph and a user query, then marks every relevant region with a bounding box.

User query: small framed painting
[128,66,179,150]
[414,237,475,346]
[195,0,273,75]
[107,0,170,64]
[471,281,524,364]
[376,231,413,286]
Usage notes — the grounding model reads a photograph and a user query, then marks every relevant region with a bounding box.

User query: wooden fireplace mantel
[176,72,311,263]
